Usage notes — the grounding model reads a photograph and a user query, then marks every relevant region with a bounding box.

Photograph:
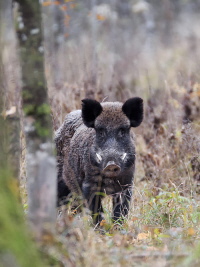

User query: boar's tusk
[121,153,127,160]
[96,153,102,162]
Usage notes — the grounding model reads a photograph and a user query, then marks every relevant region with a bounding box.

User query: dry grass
[24,6,200,266]
[46,56,200,266]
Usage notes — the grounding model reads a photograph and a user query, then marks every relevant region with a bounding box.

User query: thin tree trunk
[0,2,47,266]
[41,2,66,130]
[84,0,97,99]
[0,0,22,180]
[0,0,57,236]
[15,1,57,235]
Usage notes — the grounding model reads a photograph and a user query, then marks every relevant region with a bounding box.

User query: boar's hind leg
[112,187,132,223]
[57,179,71,206]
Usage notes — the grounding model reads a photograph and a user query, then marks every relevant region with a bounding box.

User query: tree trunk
[0,1,47,266]
[0,0,57,237]
[41,2,67,130]
[0,0,22,180]
[14,0,57,235]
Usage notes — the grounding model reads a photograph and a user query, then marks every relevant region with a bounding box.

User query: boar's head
[82,98,143,178]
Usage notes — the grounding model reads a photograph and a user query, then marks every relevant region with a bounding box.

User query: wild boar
[55,97,143,224]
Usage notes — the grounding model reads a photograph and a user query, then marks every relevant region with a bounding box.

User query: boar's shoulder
[55,110,82,144]
[54,110,83,182]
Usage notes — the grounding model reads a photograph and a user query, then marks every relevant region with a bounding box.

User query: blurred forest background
[0,0,200,266]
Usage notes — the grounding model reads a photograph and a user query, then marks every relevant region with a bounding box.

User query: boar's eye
[96,128,106,138]
[118,128,127,137]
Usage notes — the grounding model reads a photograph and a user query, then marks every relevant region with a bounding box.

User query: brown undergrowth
[46,80,200,266]
[26,12,200,266]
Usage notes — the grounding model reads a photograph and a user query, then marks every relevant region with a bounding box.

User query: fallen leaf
[71,209,77,215]
[100,220,106,227]
[141,225,162,237]
[132,216,139,222]
[187,228,195,236]
[96,14,106,21]
[42,1,52,6]
[137,232,150,241]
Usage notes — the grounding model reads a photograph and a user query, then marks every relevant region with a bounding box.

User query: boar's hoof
[103,161,121,177]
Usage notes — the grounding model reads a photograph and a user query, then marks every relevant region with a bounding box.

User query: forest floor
[30,83,200,267]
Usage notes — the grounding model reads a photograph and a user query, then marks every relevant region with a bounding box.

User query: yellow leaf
[71,209,77,215]
[42,1,61,6]
[154,228,162,235]
[96,14,106,21]
[100,220,106,227]
[42,1,52,6]
[187,228,195,236]
[141,225,162,237]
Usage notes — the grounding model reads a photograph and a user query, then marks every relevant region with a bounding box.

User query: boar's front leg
[89,192,104,225]
[112,186,132,223]
[82,179,104,225]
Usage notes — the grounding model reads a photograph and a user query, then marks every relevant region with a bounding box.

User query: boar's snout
[102,161,121,177]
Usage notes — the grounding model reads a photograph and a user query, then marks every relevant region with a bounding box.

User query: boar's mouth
[102,161,121,177]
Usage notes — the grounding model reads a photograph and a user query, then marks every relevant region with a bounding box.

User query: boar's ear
[122,97,143,127]
[82,99,103,128]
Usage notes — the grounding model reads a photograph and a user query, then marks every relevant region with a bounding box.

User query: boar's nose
[102,161,121,177]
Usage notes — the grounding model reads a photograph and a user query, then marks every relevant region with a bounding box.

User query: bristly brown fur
[55,98,143,224]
